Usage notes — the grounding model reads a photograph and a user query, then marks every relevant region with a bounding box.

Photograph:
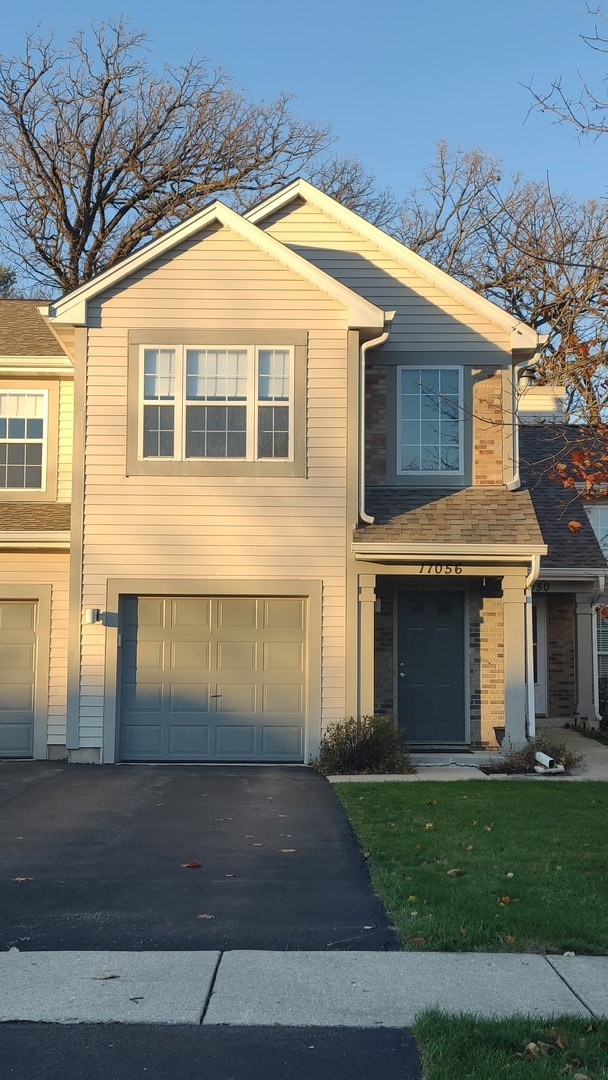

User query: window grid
[397,366,463,475]
[0,391,47,490]
[140,346,293,462]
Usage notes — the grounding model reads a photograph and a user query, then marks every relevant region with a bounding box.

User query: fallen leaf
[499,895,512,905]
[427,799,437,806]
[447,868,464,877]
[424,822,434,830]
[181,861,202,869]
[408,935,426,947]
[484,823,494,832]
[12,876,33,882]
[503,934,516,944]
[92,973,120,981]
[537,1041,554,1055]
[197,913,216,920]
[408,895,417,902]
[567,520,583,533]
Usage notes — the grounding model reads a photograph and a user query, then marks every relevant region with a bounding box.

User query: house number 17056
[418,564,462,575]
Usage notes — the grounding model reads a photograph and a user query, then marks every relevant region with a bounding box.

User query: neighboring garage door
[119,596,306,762]
[0,601,37,758]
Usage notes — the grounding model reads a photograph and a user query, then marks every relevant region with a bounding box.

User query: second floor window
[141,346,293,462]
[0,391,47,490]
[397,366,463,475]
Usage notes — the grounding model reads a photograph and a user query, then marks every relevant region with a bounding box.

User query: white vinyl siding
[76,223,350,749]
[57,378,73,502]
[259,200,512,352]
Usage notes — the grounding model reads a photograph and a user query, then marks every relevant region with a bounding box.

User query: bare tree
[527,3,608,137]
[309,155,399,231]
[395,142,608,425]
[0,21,333,293]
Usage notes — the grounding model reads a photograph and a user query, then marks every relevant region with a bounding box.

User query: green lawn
[334,781,608,953]
[413,1012,608,1079]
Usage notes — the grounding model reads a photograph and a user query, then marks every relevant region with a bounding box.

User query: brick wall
[546,594,576,717]
[473,369,504,485]
[365,365,387,484]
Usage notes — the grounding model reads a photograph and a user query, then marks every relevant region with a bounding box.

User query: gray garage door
[0,601,37,758]
[119,596,306,762]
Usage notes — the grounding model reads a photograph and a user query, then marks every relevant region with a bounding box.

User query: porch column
[502,570,528,750]
[575,593,601,725]
[358,574,376,717]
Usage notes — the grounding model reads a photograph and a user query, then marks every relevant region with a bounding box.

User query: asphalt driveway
[0,762,399,952]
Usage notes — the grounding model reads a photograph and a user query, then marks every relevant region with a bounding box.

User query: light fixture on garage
[84,607,101,624]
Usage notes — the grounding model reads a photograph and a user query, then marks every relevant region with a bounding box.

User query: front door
[397,590,465,743]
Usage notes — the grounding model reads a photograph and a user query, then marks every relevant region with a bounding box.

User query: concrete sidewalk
[1,950,606,1026]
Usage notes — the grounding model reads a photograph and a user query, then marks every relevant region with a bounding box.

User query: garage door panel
[262,683,302,713]
[170,597,212,629]
[215,724,256,756]
[217,598,258,629]
[170,640,210,670]
[169,683,210,712]
[121,724,163,758]
[263,641,303,673]
[0,601,37,758]
[262,725,302,757]
[263,598,304,629]
[119,595,306,762]
[168,724,210,756]
[217,640,257,670]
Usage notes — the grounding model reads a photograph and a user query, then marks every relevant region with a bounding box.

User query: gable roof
[0,299,65,357]
[41,199,386,333]
[519,425,607,570]
[247,179,541,355]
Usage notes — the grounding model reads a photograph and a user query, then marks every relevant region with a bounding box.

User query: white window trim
[0,388,49,493]
[396,365,464,477]
[138,344,294,463]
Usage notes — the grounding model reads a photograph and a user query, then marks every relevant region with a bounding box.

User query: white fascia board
[353,542,547,562]
[0,355,73,375]
[42,201,385,332]
[0,532,70,549]
[247,179,540,352]
[538,567,607,580]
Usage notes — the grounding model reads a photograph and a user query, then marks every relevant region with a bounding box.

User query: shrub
[311,714,413,775]
[484,734,582,774]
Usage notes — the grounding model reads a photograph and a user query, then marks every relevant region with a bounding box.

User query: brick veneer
[473,369,504,485]
[546,594,576,717]
[365,365,387,484]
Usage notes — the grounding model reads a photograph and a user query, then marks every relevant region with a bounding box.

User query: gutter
[359,312,395,524]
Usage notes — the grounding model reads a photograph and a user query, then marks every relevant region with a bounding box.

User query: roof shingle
[0,299,64,357]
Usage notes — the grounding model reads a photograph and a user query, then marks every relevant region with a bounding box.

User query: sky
[2,0,607,205]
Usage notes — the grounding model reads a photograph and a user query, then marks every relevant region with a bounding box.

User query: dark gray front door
[397,590,465,743]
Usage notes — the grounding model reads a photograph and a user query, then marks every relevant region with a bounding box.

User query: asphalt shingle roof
[519,425,607,570]
[0,299,63,357]
[0,504,71,531]
[354,486,544,547]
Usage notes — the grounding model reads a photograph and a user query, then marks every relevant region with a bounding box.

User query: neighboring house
[519,389,607,726]
[1,179,550,763]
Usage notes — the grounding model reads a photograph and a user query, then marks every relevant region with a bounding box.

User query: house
[519,388,607,727]
[0,179,550,764]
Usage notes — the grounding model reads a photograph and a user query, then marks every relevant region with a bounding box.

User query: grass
[334,781,608,953]
[413,1012,608,1079]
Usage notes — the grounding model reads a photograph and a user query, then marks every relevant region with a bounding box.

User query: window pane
[186,349,247,401]
[185,404,246,458]
[8,418,26,439]
[144,349,175,400]
[25,466,42,488]
[143,404,174,457]
[399,367,461,474]
[258,405,289,458]
[258,350,290,401]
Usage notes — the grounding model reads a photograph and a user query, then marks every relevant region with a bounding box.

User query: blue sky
[3,0,607,204]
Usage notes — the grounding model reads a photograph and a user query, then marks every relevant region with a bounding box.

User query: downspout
[359,312,395,524]
[592,573,606,722]
[525,555,541,738]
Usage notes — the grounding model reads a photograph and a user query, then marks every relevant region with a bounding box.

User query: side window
[397,366,463,476]
[0,390,47,490]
